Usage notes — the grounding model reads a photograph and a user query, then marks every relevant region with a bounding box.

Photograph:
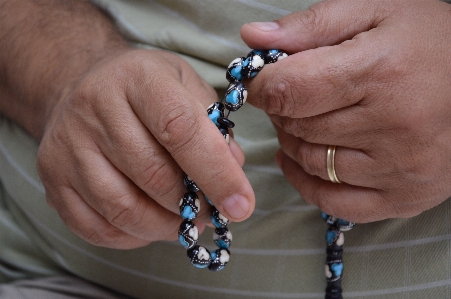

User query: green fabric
[1,1,451,298]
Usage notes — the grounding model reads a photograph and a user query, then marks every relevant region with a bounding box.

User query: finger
[69,144,186,241]
[245,31,387,119]
[268,101,388,148]
[240,0,389,52]
[275,125,379,188]
[229,136,245,168]
[276,149,446,222]
[276,150,386,223]
[45,186,152,249]
[125,52,255,222]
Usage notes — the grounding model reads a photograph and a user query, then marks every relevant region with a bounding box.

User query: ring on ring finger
[327,145,341,183]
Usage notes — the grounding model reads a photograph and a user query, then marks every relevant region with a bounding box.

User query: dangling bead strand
[177,49,287,271]
[322,213,355,299]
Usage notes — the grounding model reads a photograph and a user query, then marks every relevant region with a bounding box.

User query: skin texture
[0,0,254,249]
[241,0,451,223]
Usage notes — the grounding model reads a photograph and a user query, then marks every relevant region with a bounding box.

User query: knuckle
[297,144,323,177]
[139,160,179,198]
[298,4,327,47]
[107,195,145,229]
[84,227,125,248]
[155,103,199,154]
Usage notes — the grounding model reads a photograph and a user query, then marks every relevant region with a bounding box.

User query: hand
[37,49,255,249]
[240,0,451,222]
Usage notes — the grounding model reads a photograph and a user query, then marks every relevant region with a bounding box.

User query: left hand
[240,0,451,222]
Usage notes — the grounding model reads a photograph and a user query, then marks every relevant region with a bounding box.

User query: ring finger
[275,125,382,188]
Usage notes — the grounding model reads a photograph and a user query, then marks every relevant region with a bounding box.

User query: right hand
[36,49,255,249]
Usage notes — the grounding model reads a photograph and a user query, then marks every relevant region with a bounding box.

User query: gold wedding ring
[327,145,341,183]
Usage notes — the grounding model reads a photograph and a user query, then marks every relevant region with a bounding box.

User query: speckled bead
[183,174,200,193]
[325,260,344,282]
[208,249,231,272]
[179,49,291,274]
[187,245,212,269]
[207,102,225,126]
[210,208,229,228]
[178,220,199,249]
[226,57,245,83]
[321,212,336,225]
[240,51,265,79]
[179,192,200,221]
[264,49,288,64]
[326,227,344,247]
[213,227,232,249]
[224,82,247,111]
[336,219,355,232]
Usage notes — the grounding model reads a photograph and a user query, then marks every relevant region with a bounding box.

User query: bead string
[322,213,355,299]
[177,48,355,299]
[178,49,288,271]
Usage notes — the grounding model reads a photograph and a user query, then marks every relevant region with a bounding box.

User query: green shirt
[1,1,451,298]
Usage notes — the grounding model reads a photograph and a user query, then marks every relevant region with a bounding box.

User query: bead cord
[322,212,355,299]
[178,49,288,271]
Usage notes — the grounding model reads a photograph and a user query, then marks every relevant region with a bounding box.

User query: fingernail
[249,22,279,31]
[223,194,250,219]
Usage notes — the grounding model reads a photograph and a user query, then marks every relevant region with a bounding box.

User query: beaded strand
[177,49,288,271]
[322,213,355,299]
[177,48,355,299]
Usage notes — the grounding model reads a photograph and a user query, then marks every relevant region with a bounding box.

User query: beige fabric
[1,1,451,298]
[0,276,132,299]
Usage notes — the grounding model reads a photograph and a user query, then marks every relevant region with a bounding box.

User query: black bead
[214,227,232,249]
[224,82,247,112]
[325,283,343,299]
[183,174,200,193]
[208,248,230,272]
[187,245,212,269]
[226,57,245,83]
[240,51,265,79]
[179,192,200,221]
[264,49,288,64]
[217,117,235,128]
[178,220,198,249]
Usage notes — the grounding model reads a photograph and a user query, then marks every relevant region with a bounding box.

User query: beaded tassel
[178,49,287,271]
[322,213,355,299]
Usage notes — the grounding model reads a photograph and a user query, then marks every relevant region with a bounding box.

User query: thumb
[240,0,388,52]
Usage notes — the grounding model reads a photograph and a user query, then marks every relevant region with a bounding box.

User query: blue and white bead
[325,262,344,281]
[264,49,288,64]
[208,249,231,272]
[336,219,355,232]
[183,174,200,193]
[179,192,200,221]
[207,102,225,126]
[213,227,232,249]
[225,82,247,111]
[179,49,289,273]
[187,245,212,269]
[226,57,245,83]
[241,51,265,78]
[326,227,344,246]
[210,208,229,228]
[178,220,199,249]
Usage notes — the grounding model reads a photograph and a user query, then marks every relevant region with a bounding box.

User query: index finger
[245,28,387,118]
[127,53,255,222]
